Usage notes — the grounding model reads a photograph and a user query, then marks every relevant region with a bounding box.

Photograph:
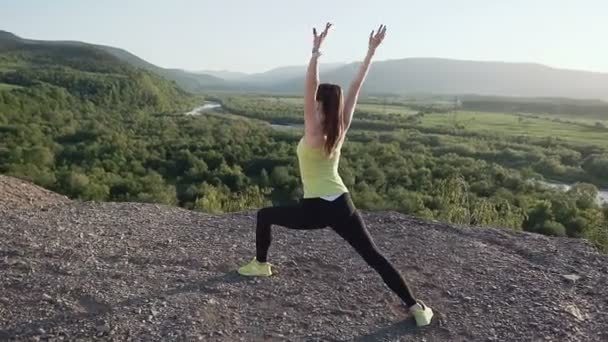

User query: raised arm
[343,25,387,132]
[304,23,332,134]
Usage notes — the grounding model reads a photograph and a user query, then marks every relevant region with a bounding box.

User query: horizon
[1,0,607,74]
[5,28,608,76]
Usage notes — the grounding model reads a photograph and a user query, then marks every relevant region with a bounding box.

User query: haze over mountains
[199,63,346,84]
[296,59,608,100]
[2,30,608,100]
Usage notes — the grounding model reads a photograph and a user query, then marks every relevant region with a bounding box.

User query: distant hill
[196,70,249,80]
[3,30,608,100]
[0,30,20,46]
[201,58,608,100]
[241,63,346,85]
[96,44,226,92]
[0,30,193,113]
[270,58,608,100]
[0,30,225,93]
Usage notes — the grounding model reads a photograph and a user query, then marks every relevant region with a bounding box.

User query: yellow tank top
[296,138,349,199]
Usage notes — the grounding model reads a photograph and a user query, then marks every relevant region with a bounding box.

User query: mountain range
[2,30,608,100]
[313,58,608,99]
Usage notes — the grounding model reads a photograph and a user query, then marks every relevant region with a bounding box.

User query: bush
[566,216,587,238]
[534,221,567,237]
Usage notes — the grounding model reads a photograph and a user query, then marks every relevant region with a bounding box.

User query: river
[185,102,222,116]
[185,102,302,130]
[269,123,303,130]
[538,180,608,205]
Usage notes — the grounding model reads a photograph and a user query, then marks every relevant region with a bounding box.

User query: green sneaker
[237,258,273,277]
[410,301,433,327]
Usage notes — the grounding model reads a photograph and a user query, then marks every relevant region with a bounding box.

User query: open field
[420,111,608,148]
[258,96,607,147]
[264,96,416,116]
[522,112,608,126]
[0,82,22,91]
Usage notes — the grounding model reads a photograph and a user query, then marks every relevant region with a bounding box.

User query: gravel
[1,177,607,341]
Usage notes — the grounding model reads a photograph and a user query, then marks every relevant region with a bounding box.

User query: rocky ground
[1,176,607,341]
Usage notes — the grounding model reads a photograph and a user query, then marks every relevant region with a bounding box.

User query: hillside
[241,63,347,85]
[96,44,227,93]
[0,30,194,113]
[0,30,225,93]
[196,69,250,80]
[195,63,347,93]
[1,176,607,341]
[5,30,608,100]
[201,59,608,101]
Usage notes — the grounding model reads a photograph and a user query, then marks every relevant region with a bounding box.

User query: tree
[135,172,177,205]
[524,200,553,232]
[535,220,567,237]
[270,166,291,188]
[435,176,469,225]
[583,154,608,180]
[567,183,599,210]
[259,169,270,188]
[194,183,224,214]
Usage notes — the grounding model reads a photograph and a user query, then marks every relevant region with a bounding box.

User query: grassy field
[234,97,608,148]
[0,61,23,90]
[0,83,22,91]
[0,60,23,72]
[522,112,608,126]
[356,103,416,116]
[253,95,607,148]
[264,96,416,116]
[420,111,608,148]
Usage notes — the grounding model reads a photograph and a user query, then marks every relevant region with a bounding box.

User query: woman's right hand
[368,24,387,52]
[312,22,332,53]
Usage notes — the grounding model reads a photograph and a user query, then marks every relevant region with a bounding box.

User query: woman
[238,23,433,327]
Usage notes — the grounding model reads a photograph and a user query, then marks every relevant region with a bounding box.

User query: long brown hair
[316,83,344,155]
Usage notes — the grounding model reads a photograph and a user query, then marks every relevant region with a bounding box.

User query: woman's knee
[257,207,272,223]
[362,248,392,270]
[358,245,380,263]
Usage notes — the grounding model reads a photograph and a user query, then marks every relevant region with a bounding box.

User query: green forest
[1,39,607,253]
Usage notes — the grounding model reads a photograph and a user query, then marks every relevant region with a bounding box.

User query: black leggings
[255,193,417,307]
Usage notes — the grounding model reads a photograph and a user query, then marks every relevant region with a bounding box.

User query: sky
[1,0,607,73]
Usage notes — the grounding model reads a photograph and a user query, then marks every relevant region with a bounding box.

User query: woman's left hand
[313,22,332,52]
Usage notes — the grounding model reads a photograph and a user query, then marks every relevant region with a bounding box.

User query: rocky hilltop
[0,175,70,211]
[1,176,607,341]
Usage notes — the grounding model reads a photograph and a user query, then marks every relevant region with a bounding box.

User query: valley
[183,99,608,205]
[0,29,606,253]
[2,3,608,341]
